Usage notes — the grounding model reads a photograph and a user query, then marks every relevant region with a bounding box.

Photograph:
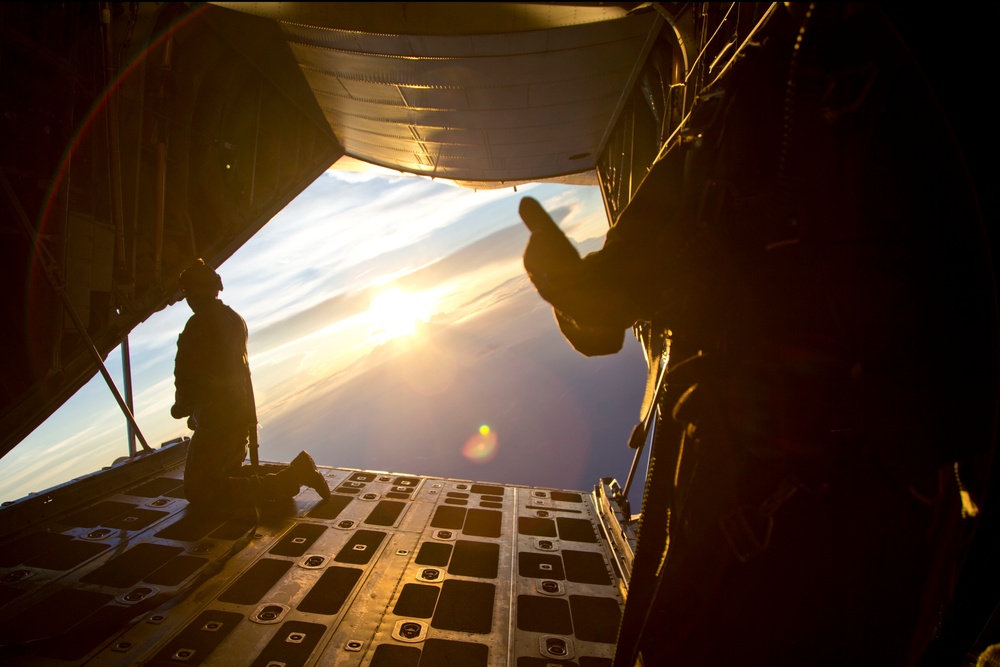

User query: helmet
[178,259,223,294]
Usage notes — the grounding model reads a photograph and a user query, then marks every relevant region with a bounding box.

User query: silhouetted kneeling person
[171,259,329,507]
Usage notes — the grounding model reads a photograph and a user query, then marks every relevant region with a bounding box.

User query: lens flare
[463,427,498,463]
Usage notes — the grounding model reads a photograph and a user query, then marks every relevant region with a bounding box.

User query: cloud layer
[0,173,644,504]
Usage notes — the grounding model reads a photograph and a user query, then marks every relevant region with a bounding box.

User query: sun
[368,287,434,343]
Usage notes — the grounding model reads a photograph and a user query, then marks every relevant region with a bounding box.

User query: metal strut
[615,327,672,516]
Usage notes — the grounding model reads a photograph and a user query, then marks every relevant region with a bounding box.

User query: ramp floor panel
[0,454,625,666]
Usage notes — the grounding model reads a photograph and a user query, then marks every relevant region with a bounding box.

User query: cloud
[0,174,630,504]
[259,273,649,493]
[251,290,370,351]
[397,224,528,292]
[243,220,529,370]
[214,174,528,334]
[244,196,534,355]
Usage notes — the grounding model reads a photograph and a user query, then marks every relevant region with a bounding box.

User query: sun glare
[368,287,435,343]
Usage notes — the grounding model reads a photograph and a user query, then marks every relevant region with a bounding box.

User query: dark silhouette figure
[520,4,996,666]
[172,259,330,507]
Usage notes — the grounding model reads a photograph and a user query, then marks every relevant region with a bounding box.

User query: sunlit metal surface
[0,443,626,665]
[216,2,662,186]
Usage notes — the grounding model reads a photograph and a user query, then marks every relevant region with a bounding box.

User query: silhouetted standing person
[172,259,329,507]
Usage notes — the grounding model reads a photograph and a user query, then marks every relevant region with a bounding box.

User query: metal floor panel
[0,455,624,666]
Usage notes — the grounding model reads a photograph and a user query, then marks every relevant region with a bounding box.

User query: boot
[260,467,301,501]
[290,451,331,499]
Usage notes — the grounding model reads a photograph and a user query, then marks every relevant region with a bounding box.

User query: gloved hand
[520,196,583,303]
[520,197,636,355]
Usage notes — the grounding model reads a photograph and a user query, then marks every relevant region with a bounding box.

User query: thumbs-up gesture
[519,197,582,303]
[519,196,629,355]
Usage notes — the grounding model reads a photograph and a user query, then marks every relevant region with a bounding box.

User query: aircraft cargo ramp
[0,441,630,666]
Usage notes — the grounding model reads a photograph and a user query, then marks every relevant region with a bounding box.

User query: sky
[0,168,650,506]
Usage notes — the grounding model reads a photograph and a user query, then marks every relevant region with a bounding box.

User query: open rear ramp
[0,443,627,666]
